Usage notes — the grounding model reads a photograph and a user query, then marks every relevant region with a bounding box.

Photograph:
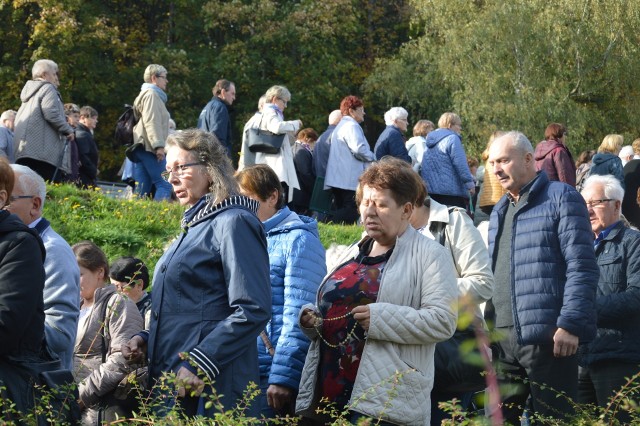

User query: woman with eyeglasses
[125,64,173,200]
[244,85,302,204]
[122,129,271,419]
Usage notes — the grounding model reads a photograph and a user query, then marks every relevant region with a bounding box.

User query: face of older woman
[350,106,366,123]
[165,146,209,207]
[359,185,412,247]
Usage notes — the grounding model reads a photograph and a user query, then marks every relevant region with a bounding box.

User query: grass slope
[44,184,362,274]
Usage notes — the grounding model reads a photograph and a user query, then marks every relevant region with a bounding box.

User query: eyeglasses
[161,162,202,181]
[156,74,168,80]
[585,198,613,208]
[9,195,34,203]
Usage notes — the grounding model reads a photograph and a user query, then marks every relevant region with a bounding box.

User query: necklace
[312,311,360,348]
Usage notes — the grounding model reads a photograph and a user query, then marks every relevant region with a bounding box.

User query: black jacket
[579,222,640,366]
[75,122,98,187]
[0,210,46,356]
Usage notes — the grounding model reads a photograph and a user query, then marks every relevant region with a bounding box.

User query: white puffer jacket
[296,226,458,425]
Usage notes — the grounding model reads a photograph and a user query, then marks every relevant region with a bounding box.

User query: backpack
[114,104,138,147]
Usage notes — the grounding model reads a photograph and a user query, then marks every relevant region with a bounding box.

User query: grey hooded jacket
[14,80,74,173]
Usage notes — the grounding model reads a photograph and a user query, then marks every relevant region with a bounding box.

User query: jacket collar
[182,193,260,229]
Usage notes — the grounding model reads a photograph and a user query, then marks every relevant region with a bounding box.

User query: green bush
[43,184,362,274]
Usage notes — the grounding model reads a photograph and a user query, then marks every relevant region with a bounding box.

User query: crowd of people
[1,58,640,426]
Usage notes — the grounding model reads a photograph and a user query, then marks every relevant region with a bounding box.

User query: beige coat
[296,227,458,425]
[132,87,170,152]
[74,285,143,424]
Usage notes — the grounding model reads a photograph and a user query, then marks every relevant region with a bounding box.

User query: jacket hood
[592,153,617,166]
[425,128,457,148]
[534,139,566,160]
[264,206,320,238]
[0,210,46,259]
[20,80,51,103]
[405,136,425,150]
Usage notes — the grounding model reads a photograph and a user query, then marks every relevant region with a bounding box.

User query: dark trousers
[429,193,468,209]
[578,361,640,424]
[331,188,358,224]
[494,326,577,425]
[16,158,65,183]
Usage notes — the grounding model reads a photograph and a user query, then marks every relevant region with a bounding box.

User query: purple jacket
[534,139,576,187]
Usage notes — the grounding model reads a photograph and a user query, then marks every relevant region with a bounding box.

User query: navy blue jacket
[590,153,624,189]
[579,223,640,366]
[374,125,410,163]
[313,124,335,178]
[147,195,271,416]
[258,207,326,391]
[488,172,599,345]
[197,97,232,156]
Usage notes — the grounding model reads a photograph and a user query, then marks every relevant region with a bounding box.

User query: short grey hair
[495,131,534,155]
[384,107,408,126]
[32,59,58,80]
[265,85,291,103]
[328,110,342,125]
[619,145,634,159]
[165,128,238,204]
[257,95,267,112]
[10,164,47,211]
[143,64,168,83]
[581,174,624,202]
[0,110,16,122]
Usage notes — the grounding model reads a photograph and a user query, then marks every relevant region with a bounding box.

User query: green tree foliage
[364,0,640,158]
[0,0,411,177]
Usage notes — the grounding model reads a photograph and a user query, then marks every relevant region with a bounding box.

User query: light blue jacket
[420,128,474,198]
[37,218,80,370]
[258,207,326,391]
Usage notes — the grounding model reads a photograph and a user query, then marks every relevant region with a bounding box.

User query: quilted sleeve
[269,230,326,390]
[367,244,458,344]
[555,189,599,341]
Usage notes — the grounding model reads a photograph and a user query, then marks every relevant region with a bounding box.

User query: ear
[31,196,43,217]
[402,202,414,220]
[0,189,7,208]
[267,189,280,207]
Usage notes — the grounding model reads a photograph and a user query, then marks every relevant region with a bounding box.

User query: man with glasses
[6,164,80,371]
[578,174,640,423]
[197,79,236,158]
[487,131,598,424]
[126,64,172,200]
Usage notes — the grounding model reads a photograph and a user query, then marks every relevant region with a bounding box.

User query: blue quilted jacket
[579,223,640,366]
[420,128,475,197]
[488,172,599,345]
[258,207,326,390]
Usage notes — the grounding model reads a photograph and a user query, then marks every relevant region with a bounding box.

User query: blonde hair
[437,112,461,129]
[598,134,623,155]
